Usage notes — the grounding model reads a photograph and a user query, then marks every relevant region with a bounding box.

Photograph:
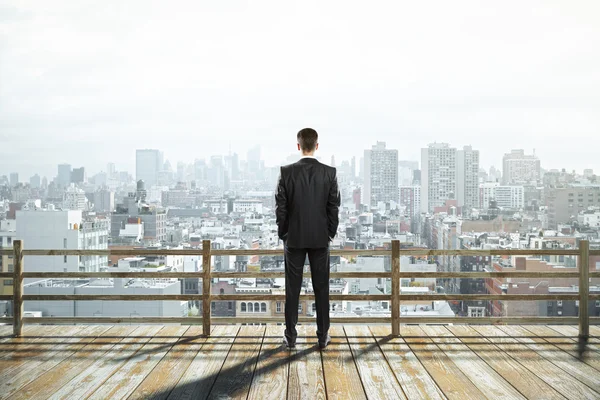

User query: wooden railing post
[202,240,211,336]
[13,240,24,337]
[391,240,400,336]
[579,240,590,346]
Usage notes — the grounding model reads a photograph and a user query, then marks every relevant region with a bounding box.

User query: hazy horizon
[1,1,599,179]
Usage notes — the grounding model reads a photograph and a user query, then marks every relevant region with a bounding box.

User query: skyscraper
[9,172,19,187]
[421,143,457,213]
[71,167,85,184]
[456,146,480,211]
[57,164,72,187]
[29,174,41,189]
[136,149,163,188]
[363,142,398,207]
[502,149,541,184]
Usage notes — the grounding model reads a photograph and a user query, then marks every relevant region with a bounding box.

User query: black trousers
[284,245,330,343]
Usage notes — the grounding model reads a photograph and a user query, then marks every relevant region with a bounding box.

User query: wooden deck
[0,324,599,399]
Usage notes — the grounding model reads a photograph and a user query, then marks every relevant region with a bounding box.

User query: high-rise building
[94,188,115,213]
[29,174,41,189]
[363,142,398,207]
[400,186,421,217]
[136,149,163,188]
[9,173,19,187]
[57,164,72,187]
[350,156,356,180]
[231,152,240,180]
[16,209,109,273]
[71,167,85,184]
[545,185,600,228]
[502,149,541,185]
[421,143,457,213]
[107,162,116,178]
[456,146,480,211]
[478,183,524,209]
[247,145,261,175]
[63,184,87,210]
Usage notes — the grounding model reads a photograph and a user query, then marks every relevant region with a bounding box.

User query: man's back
[275,157,340,248]
[276,127,338,349]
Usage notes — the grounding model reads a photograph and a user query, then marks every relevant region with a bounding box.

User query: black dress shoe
[283,336,296,349]
[318,334,331,349]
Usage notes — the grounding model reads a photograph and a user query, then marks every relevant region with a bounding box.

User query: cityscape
[1,142,599,322]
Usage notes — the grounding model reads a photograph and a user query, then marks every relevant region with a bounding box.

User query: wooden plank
[18,247,584,256]
[202,239,211,336]
[47,326,162,399]
[12,240,23,336]
[400,325,486,400]
[213,317,390,324]
[344,325,406,399]
[391,240,400,335]
[369,325,446,400]
[321,325,367,400]
[0,324,44,344]
[128,326,207,400]
[420,325,525,399]
[287,324,326,400]
[521,325,600,371]
[580,240,590,338]
[446,325,565,400]
[247,325,288,400]
[498,325,600,392]
[208,325,265,399]
[6,325,143,400]
[0,325,110,398]
[0,325,86,369]
[84,325,189,400]
[166,325,239,400]
[548,325,600,349]
[473,325,600,400]
[17,270,585,279]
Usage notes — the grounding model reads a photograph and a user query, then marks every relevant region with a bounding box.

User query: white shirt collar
[300,155,316,159]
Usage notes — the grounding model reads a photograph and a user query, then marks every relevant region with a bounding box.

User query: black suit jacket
[275,157,341,248]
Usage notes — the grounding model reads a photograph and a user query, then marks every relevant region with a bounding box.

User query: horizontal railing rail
[1,239,597,343]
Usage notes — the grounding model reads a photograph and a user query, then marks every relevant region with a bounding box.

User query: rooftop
[1,323,598,399]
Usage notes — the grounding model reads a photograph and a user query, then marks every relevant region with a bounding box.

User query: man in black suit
[275,128,341,349]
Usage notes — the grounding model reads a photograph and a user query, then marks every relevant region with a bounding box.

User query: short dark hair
[297,128,318,151]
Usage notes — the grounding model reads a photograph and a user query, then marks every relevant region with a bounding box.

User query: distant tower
[364,142,398,207]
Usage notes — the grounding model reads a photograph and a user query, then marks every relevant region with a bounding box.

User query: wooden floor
[0,324,599,400]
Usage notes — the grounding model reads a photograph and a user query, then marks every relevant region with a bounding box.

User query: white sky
[1,0,599,179]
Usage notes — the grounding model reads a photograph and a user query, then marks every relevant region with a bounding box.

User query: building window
[220,288,225,295]
[276,302,282,313]
[298,303,303,313]
[64,255,67,263]
[211,302,215,311]
[312,303,317,313]
[254,302,260,313]
[228,302,233,310]
[241,303,247,312]
[4,280,13,286]
[248,303,253,312]
[261,303,266,312]
[64,238,67,249]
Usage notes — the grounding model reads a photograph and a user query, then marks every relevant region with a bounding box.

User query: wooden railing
[1,239,599,340]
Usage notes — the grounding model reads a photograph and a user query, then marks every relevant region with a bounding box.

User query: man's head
[297,128,319,155]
